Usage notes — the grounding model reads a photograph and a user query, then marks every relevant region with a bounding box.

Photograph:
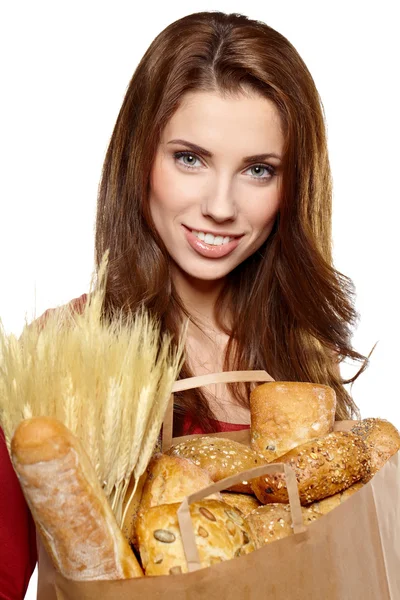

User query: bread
[11,417,143,580]
[250,431,370,505]
[220,492,261,516]
[310,482,364,515]
[250,382,336,462]
[244,503,321,548]
[350,418,400,480]
[121,470,148,549]
[136,499,255,575]
[139,453,222,514]
[167,436,265,494]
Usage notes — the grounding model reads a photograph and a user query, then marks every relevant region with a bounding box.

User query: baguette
[11,417,143,580]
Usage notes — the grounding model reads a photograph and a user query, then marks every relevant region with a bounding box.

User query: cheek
[150,156,198,217]
[247,194,280,232]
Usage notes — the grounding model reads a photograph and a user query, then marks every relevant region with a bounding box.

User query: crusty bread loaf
[136,499,255,576]
[11,417,143,580]
[139,453,222,514]
[250,382,336,462]
[244,503,321,548]
[220,492,261,516]
[310,482,364,515]
[167,437,265,494]
[350,418,400,480]
[250,431,370,505]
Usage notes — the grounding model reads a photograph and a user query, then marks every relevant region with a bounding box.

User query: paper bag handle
[177,461,305,572]
[162,370,275,452]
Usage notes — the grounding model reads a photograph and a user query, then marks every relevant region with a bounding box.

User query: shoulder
[24,293,89,334]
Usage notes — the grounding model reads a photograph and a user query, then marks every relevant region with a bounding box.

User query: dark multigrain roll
[250,431,371,505]
[309,482,364,515]
[244,503,322,548]
[350,418,400,481]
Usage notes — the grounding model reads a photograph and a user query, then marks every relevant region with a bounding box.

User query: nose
[202,177,237,223]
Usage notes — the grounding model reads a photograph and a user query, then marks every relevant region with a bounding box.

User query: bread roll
[121,470,148,549]
[310,482,364,515]
[350,418,400,480]
[250,382,336,462]
[167,437,265,494]
[11,417,143,580]
[136,499,255,576]
[250,431,370,505]
[139,453,222,514]
[220,492,261,516]
[244,503,321,548]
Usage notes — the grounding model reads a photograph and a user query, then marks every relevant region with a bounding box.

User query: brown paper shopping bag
[35,371,400,599]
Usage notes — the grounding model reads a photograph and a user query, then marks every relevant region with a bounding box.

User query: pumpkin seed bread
[136,499,255,576]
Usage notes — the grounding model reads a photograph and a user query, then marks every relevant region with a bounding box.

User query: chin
[179,263,235,282]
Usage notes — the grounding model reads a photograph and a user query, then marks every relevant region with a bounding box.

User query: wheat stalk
[0,250,186,524]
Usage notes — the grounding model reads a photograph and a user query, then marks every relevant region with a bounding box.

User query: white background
[0,1,398,597]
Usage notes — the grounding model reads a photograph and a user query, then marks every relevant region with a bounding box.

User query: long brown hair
[95,11,369,434]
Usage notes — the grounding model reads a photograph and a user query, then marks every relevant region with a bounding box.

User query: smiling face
[148,90,284,285]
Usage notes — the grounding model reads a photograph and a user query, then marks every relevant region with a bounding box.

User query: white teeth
[192,230,233,245]
[204,233,215,244]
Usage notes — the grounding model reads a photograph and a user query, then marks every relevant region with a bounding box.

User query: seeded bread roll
[244,503,321,548]
[310,482,364,515]
[350,418,400,481]
[250,382,336,462]
[11,417,143,580]
[167,437,265,494]
[220,492,262,516]
[136,499,255,576]
[250,431,370,505]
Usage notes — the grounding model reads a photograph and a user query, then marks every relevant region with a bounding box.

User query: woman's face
[149,90,284,283]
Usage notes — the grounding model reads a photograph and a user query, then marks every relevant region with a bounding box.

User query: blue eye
[173,150,276,182]
[174,151,202,169]
[246,164,276,181]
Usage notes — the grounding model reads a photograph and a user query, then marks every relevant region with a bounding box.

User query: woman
[0,11,367,598]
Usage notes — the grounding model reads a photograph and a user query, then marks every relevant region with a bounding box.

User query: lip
[183,225,243,238]
[182,225,242,259]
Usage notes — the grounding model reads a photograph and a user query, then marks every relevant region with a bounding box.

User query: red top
[0,295,250,597]
[182,413,250,435]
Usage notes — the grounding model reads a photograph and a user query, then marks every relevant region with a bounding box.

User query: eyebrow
[166,138,282,163]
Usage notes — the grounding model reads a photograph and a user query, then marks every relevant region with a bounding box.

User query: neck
[171,264,229,332]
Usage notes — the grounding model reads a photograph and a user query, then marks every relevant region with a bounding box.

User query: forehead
[161,90,284,155]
